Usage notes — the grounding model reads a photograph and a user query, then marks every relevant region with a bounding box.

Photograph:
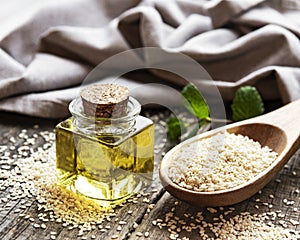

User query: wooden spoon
[159,99,300,207]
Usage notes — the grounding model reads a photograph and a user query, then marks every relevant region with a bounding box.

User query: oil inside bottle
[56,114,154,207]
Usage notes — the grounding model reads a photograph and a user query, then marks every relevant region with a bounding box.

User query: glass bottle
[55,96,154,207]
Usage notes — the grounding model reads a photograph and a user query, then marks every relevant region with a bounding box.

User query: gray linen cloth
[0,0,299,118]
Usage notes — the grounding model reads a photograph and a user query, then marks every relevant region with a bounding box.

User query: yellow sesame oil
[55,116,154,207]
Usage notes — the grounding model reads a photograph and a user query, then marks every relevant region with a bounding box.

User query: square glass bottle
[55,96,154,207]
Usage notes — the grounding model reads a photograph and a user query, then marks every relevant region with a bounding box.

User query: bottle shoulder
[55,115,154,146]
[56,117,73,131]
[135,115,154,129]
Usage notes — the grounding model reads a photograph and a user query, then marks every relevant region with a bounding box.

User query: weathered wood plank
[0,110,299,240]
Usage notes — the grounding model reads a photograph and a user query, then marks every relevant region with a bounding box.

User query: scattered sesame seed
[33,224,40,228]
[117,226,122,231]
[14,209,21,213]
[290,219,300,225]
[133,222,139,228]
[293,207,298,212]
[207,208,217,214]
[155,208,300,239]
[0,130,127,238]
[1,112,299,240]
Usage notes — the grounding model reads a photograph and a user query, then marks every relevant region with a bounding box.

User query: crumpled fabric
[0,0,299,118]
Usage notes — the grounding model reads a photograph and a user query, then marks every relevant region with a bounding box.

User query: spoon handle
[255,98,300,151]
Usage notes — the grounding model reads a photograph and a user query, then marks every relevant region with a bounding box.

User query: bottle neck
[69,97,141,136]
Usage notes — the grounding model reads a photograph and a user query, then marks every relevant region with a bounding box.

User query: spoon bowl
[160,99,300,207]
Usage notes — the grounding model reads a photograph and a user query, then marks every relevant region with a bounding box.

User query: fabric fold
[0,53,91,99]
[0,49,25,78]
[39,24,129,65]
[118,6,164,48]
[0,0,299,118]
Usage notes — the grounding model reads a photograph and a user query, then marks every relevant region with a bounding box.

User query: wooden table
[0,110,299,240]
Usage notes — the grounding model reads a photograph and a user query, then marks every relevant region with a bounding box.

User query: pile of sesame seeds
[168,132,278,192]
[0,128,130,238]
[0,112,168,239]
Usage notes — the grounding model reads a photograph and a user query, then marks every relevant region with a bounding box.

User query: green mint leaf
[231,86,264,121]
[167,117,187,142]
[182,83,210,120]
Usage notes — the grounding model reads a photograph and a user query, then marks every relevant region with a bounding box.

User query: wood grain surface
[0,110,299,240]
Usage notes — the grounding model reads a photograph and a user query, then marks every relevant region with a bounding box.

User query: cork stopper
[80,83,130,118]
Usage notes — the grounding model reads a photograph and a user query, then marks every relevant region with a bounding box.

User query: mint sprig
[166,84,265,143]
[182,84,210,120]
[231,86,264,121]
[167,83,210,143]
[166,117,187,143]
